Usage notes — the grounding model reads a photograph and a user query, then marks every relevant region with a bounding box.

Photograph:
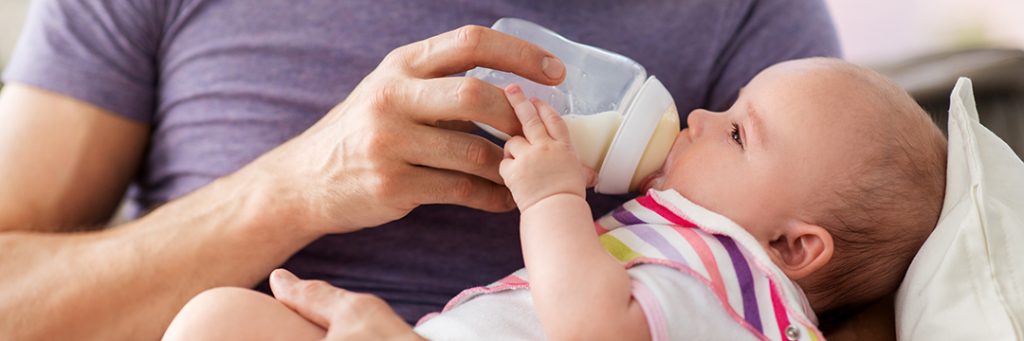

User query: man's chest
[153,0,743,122]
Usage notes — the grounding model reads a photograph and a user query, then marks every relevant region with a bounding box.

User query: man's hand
[498,84,594,211]
[269,269,425,341]
[246,25,567,235]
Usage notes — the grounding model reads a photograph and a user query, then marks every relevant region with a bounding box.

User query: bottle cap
[595,77,674,194]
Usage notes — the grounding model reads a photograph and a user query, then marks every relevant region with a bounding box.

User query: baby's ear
[766,221,833,280]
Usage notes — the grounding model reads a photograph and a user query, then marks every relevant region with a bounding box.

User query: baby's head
[649,58,947,314]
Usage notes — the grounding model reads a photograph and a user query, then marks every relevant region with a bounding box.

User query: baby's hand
[499,84,595,211]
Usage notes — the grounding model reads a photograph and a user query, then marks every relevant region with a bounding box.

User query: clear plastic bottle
[469,18,680,194]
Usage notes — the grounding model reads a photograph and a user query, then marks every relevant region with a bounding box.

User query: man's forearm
[0,169,320,340]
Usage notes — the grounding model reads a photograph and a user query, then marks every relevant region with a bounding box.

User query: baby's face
[648,61,874,245]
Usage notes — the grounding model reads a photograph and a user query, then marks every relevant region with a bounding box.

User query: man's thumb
[270,268,346,329]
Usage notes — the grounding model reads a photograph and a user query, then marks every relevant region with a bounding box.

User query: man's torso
[144,0,763,321]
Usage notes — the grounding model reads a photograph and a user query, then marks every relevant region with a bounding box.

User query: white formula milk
[563,111,622,170]
[564,107,680,191]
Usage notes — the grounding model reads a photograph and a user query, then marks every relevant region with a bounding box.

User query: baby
[163,58,947,340]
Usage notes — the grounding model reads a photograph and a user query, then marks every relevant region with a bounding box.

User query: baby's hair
[799,59,948,314]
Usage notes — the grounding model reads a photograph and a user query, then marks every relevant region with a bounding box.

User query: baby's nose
[686,109,710,138]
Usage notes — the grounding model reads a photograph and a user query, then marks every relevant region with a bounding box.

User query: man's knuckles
[454,77,490,112]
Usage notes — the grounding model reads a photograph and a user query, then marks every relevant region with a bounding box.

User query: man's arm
[1,25,567,339]
[0,84,320,339]
[0,85,145,232]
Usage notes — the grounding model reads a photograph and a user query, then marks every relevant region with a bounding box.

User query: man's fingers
[269,269,345,329]
[396,77,522,138]
[401,125,505,184]
[270,269,415,341]
[407,167,515,213]
[504,84,550,142]
[533,98,571,142]
[436,120,479,133]
[389,25,565,85]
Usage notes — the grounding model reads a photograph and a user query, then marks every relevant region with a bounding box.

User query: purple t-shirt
[4,0,839,322]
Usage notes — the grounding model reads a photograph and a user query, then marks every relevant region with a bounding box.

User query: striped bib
[435,189,824,341]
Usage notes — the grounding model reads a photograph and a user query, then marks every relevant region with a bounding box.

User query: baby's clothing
[414,189,824,340]
[414,265,760,340]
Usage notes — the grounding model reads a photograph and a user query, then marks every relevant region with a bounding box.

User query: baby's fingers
[533,98,571,142]
[504,136,529,158]
[504,84,550,142]
[582,166,597,187]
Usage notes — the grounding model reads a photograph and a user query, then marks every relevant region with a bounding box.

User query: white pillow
[895,77,1024,340]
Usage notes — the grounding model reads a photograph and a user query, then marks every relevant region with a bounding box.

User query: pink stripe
[415,312,441,326]
[594,221,610,235]
[636,195,696,227]
[674,227,729,302]
[769,280,791,341]
[497,274,528,287]
[632,280,669,341]
[441,275,530,312]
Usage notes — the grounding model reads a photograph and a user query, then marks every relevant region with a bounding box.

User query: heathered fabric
[3,0,840,322]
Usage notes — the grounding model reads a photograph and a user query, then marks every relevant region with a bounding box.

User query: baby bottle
[468,18,680,194]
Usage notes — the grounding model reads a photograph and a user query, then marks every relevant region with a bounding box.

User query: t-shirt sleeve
[702,0,842,111]
[1,0,163,123]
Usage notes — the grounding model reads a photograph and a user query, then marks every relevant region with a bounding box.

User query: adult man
[0,0,839,338]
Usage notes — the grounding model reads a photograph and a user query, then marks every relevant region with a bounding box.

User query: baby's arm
[499,85,650,341]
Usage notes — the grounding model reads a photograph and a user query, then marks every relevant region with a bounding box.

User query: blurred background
[826,0,1024,158]
[1,0,1022,156]
[0,0,28,72]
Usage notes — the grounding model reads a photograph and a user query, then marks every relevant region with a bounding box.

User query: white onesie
[415,189,823,341]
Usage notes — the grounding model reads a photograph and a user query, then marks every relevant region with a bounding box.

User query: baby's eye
[730,123,744,148]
